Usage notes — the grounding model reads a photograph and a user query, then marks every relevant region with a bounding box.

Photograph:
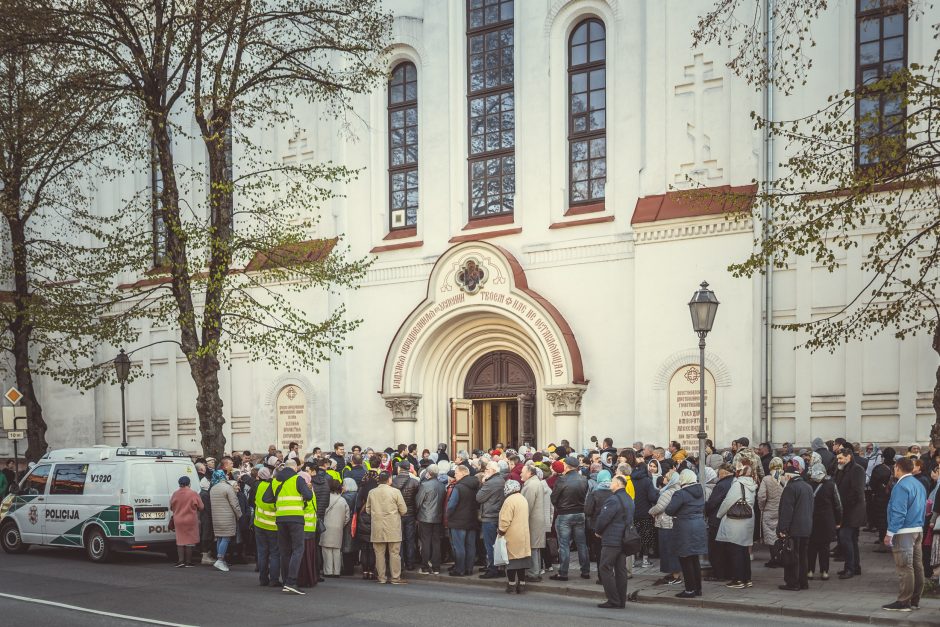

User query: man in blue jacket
[882,456,927,612]
[594,475,634,610]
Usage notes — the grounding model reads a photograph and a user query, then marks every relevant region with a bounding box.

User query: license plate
[137,511,166,520]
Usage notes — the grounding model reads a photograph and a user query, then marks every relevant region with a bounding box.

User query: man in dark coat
[392,460,420,570]
[550,456,590,581]
[870,448,895,545]
[834,447,867,579]
[777,460,815,591]
[594,475,634,609]
[704,464,734,580]
[446,465,480,576]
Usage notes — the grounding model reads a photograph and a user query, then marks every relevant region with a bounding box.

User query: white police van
[0,446,198,562]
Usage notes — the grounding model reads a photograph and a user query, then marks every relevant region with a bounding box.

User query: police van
[0,446,198,563]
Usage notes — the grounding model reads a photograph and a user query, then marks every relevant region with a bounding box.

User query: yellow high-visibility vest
[253,480,277,531]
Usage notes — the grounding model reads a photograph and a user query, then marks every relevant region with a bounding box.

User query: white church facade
[9,0,939,458]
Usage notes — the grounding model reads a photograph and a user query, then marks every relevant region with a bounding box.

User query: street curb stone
[413,573,939,625]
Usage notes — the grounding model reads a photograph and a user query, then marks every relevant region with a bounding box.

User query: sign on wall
[668,364,716,454]
[276,385,307,454]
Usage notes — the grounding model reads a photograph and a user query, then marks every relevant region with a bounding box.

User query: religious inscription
[668,365,716,453]
[276,385,307,453]
[391,289,567,391]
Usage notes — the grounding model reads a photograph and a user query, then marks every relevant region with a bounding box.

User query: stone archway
[380,241,588,449]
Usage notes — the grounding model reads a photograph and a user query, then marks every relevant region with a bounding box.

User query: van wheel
[1,521,28,554]
[84,527,111,563]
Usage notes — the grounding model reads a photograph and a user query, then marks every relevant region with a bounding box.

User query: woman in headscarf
[808,462,841,581]
[209,469,241,572]
[647,459,663,488]
[169,475,203,567]
[703,466,719,501]
[497,479,531,594]
[716,464,757,589]
[757,457,785,566]
[869,448,895,545]
[665,469,707,598]
[584,469,613,579]
[649,467,682,585]
[321,479,349,577]
[340,478,359,575]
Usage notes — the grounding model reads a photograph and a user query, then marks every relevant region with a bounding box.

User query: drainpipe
[762,0,775,444]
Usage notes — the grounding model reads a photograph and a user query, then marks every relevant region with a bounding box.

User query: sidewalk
[412,529,940,625]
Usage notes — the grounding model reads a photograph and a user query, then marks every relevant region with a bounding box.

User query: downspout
[762,0,775,443]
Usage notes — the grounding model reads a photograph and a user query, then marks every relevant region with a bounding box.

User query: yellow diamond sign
[4,387,23,405]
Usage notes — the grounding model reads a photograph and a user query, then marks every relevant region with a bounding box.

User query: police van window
[50,464,88,496]
[22,464,51,495]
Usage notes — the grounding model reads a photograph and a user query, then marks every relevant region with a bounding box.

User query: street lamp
[688,281,719,494]
[114,348,130,447]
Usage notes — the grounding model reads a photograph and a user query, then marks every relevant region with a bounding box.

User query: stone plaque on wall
[276,385,307,453]
[668,365,716,453]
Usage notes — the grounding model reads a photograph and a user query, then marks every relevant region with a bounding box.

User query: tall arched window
[467,0,515,219]
[568,19,606,206]
[388,62,418,230]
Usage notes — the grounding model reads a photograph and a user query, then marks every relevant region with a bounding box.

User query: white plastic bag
[494,535,509,566]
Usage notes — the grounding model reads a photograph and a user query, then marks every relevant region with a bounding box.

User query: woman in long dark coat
[808,462,842,580]
[869,448,894,543]
[356,471,379,580]
[665,469,708,599]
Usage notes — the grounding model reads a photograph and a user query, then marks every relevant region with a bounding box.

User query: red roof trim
[370,240,423,253]
[631,184,758,225]
[549,215,614,230]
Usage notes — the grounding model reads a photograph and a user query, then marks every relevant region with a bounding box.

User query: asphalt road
[0,547,855,626]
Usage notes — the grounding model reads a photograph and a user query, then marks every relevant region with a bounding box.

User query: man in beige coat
[365,471,408,584]
[521,464,546,582]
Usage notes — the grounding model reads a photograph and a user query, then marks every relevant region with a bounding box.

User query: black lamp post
[688,281,719,493]
[114,348,130,447]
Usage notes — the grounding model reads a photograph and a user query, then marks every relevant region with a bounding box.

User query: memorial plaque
[668,365,716,453]
[276,385,307,453]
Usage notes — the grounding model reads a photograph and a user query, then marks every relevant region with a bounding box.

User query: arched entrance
[458,351,536,451]
[381,241,589,451]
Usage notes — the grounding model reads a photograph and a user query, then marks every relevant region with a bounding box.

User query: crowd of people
[165,437,937,612]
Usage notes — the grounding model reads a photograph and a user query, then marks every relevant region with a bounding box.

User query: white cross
[674,54,724,185]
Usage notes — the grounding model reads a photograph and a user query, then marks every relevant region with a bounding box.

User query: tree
[24,0,392,458]
[0,9,142,461]
[691,1,940,445]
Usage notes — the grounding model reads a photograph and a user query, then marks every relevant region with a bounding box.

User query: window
[856,0,907,166]
[22,464,51,496]
[50,464,88,496]
[467,0,515,219]
[388,62,418,230]
[151,136,168,267]
[568,19,606,205]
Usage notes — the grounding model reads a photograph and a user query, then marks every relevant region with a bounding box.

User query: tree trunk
[931,318,940,450]
[7,217,48,462]
[192,354,226,459]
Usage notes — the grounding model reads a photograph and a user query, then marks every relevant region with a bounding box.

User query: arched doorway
[456,351,536,451]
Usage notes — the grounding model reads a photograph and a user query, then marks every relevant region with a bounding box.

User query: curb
[413,573,939,625]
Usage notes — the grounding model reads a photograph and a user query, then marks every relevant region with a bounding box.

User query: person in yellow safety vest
[253,467,281,587]
[265,458,313,595]
[297,471,319,588]
[326,460,341,483]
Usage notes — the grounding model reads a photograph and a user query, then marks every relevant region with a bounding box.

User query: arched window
[467,0,515,219]
[568,18,606,206]
[388,62,418,230]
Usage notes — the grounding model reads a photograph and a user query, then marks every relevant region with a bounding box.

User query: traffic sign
[6,431,23,440]
[4,387,22,405]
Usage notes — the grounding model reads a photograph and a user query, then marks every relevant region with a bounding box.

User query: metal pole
[120,381,128,447]
[698,333,707,494]
[12,439,17,491]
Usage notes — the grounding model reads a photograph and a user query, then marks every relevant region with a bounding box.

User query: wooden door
[450,398,473,456]
[517,393,535,448]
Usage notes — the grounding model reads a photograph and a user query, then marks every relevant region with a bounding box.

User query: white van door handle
[36,497,44,502]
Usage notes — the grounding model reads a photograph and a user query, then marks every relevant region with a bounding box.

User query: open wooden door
[517,393,535,449]
[451,398,473,456]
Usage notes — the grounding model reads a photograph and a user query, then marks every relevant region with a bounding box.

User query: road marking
[0,592,197,626]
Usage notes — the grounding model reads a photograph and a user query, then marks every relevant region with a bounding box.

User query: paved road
[0,547,855,626]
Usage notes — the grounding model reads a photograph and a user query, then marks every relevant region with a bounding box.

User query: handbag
[493,535,510,566]
[726,483,753,520]
[773,535,795,566]
[618,495,641,555]
[168,515,175,532]
[350,511,358,538]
